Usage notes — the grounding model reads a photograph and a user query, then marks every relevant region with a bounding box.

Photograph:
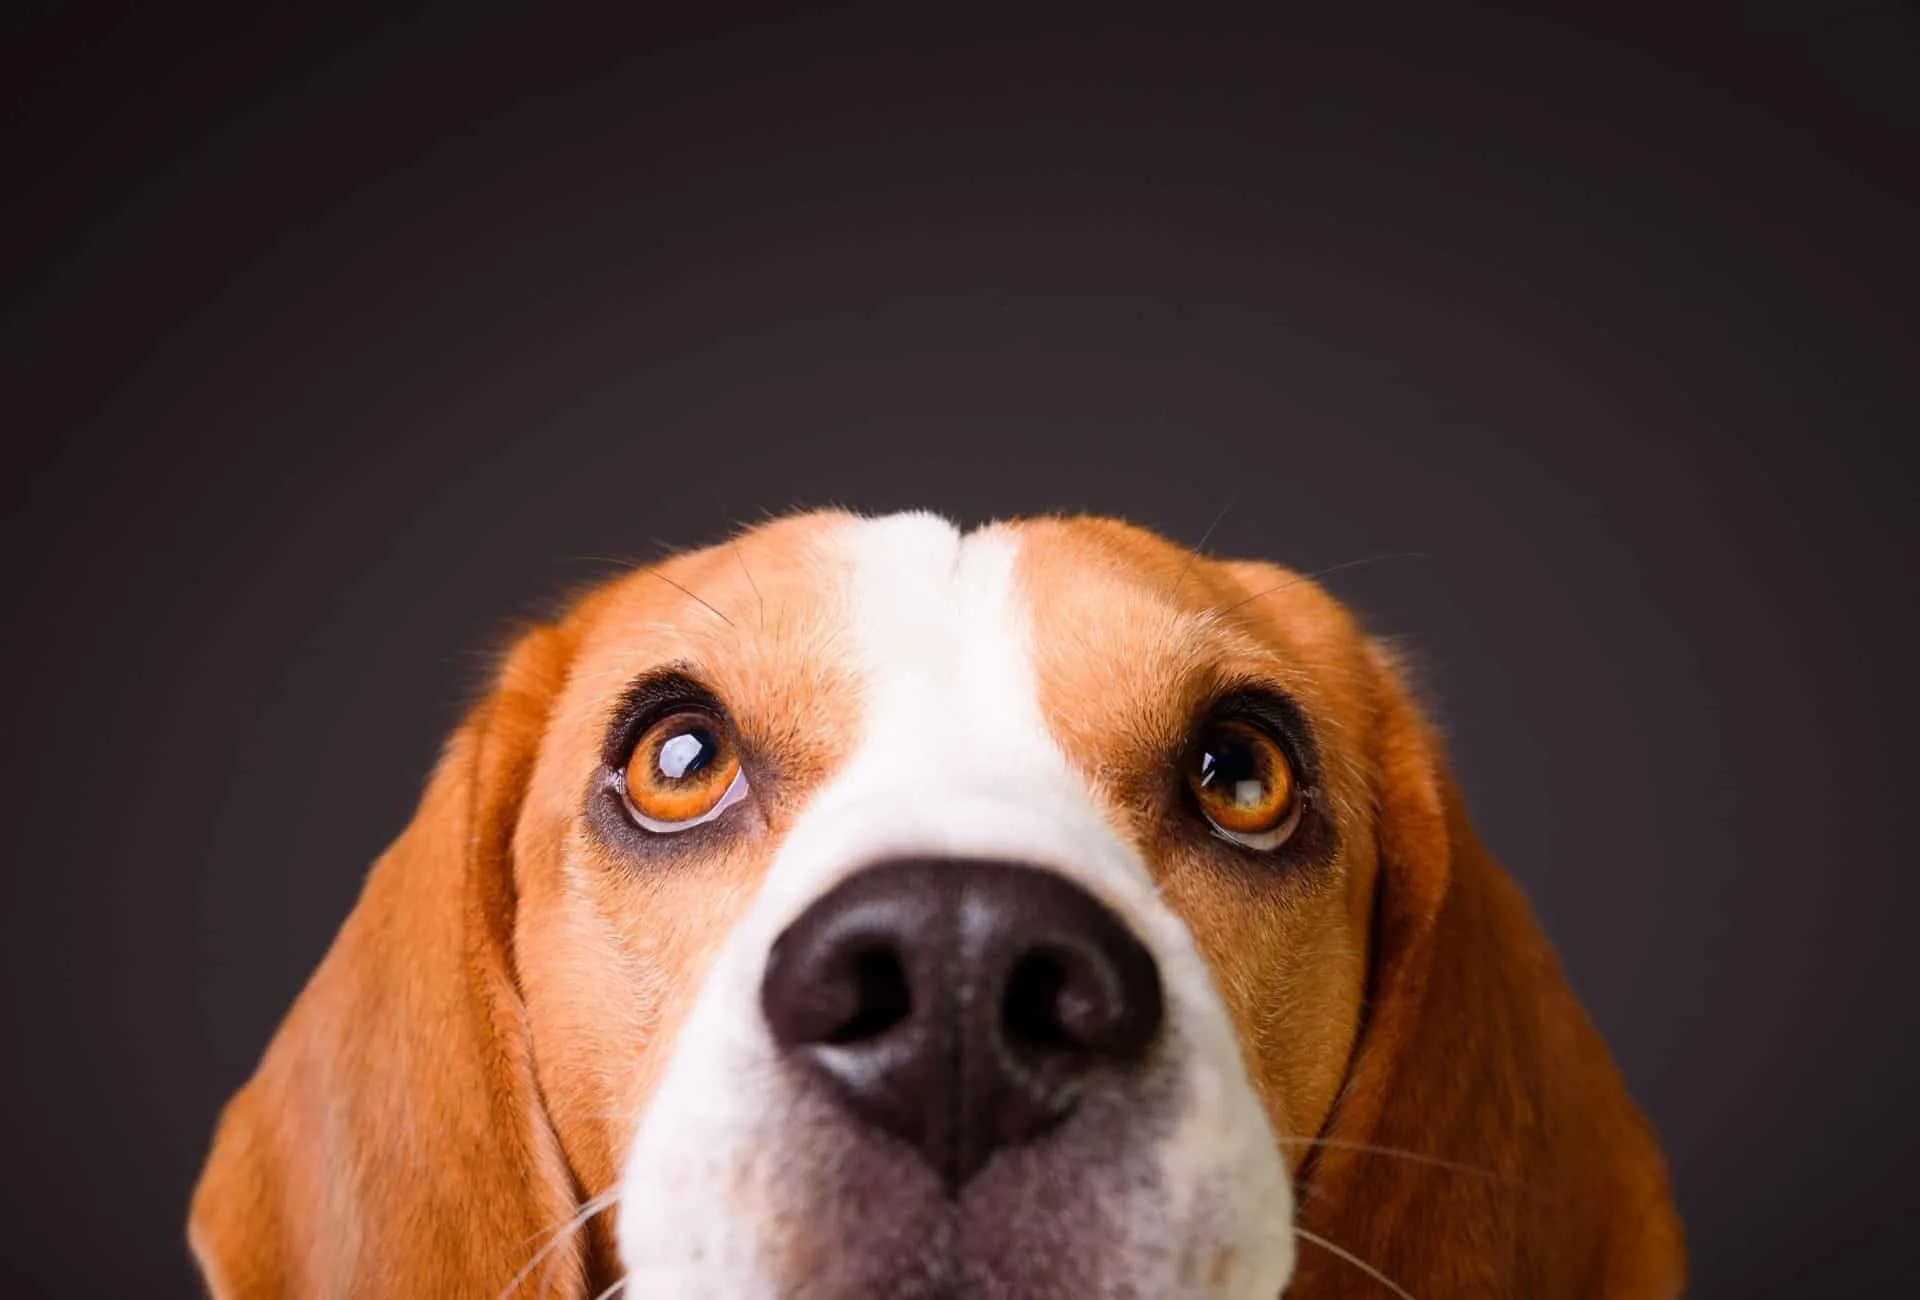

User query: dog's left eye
[1186,719,1302,850]
[620,711,749,832]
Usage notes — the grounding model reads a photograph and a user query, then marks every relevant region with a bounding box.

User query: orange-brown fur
[190,512,1684,1297]
[1015,518,1684,1296]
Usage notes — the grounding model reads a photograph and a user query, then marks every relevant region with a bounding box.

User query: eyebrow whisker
[731,536,767,630]
[1169,490,1241,601]
[643,570,736,629]
[1215,551,1432,618]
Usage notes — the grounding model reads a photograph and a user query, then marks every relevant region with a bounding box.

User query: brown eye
[1187,719,1301,850]
[620,711,747,832]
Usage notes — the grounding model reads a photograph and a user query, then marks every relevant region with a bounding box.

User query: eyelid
[601,668,729,771]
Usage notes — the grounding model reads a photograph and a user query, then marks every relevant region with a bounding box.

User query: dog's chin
[616,1073,1296,1300]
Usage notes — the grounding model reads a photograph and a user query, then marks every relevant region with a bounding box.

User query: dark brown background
[4,2,1915,1295]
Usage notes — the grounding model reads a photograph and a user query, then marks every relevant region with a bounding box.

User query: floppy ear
[1290,646,1686,1298]
[188,624,588,1298]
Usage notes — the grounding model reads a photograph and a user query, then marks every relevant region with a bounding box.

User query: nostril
[999,931,1162,1087]
[764,919,920,1051]
[827,944,913,1044]
[1002,947,1100,1057]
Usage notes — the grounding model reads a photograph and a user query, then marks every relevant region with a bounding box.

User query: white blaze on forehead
[751,511,1157,927]
[846,511,1056,785]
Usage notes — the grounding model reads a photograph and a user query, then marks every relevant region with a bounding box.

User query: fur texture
[189,511,1684,1298]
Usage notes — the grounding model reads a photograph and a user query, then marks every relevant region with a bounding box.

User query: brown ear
[188,624,587,1298]
[1292,647,1686,1298]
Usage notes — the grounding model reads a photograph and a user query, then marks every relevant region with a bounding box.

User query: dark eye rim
[1179,684,1331,865]
[600,667,731,771]
[591,666,756,848]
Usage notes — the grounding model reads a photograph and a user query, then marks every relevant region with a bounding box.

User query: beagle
[190,511,1685,1298]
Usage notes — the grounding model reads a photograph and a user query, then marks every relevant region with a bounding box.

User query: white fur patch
[614,512,1295,1297]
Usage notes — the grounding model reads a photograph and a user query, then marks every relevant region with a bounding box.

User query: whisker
[500,1185,624,1300]
[1216,551,1432,618]
[642,569,736,629]
[1294,1226,1417,1300]
[731,536,767,629]
[591,1279,628,1300]
[1169,490,1240,600]
[1273,1136,1519,1184]
[559,554,647,570]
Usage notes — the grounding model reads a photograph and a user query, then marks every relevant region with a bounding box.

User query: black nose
[760,857,1163,1193]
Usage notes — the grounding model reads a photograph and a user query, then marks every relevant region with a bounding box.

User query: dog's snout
[760,857,1164,1193]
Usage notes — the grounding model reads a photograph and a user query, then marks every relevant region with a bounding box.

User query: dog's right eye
[620,711,749,832]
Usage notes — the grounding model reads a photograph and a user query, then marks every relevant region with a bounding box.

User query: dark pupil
[656,728,716,782]
[1199,733,1264,800]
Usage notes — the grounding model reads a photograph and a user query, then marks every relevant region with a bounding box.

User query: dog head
[190,511,1683,1298]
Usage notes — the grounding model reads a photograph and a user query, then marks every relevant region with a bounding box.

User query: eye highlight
[620,710,748,832]
[1186,718,1302,850]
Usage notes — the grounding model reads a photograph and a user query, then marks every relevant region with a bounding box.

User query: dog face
[531,511,1367,1296]
[190,511,1685,1299]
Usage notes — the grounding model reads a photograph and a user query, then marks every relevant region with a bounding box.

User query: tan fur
[1016,518,1684,1297]
[189,621,588,1296]
[190,511,1684,1298]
